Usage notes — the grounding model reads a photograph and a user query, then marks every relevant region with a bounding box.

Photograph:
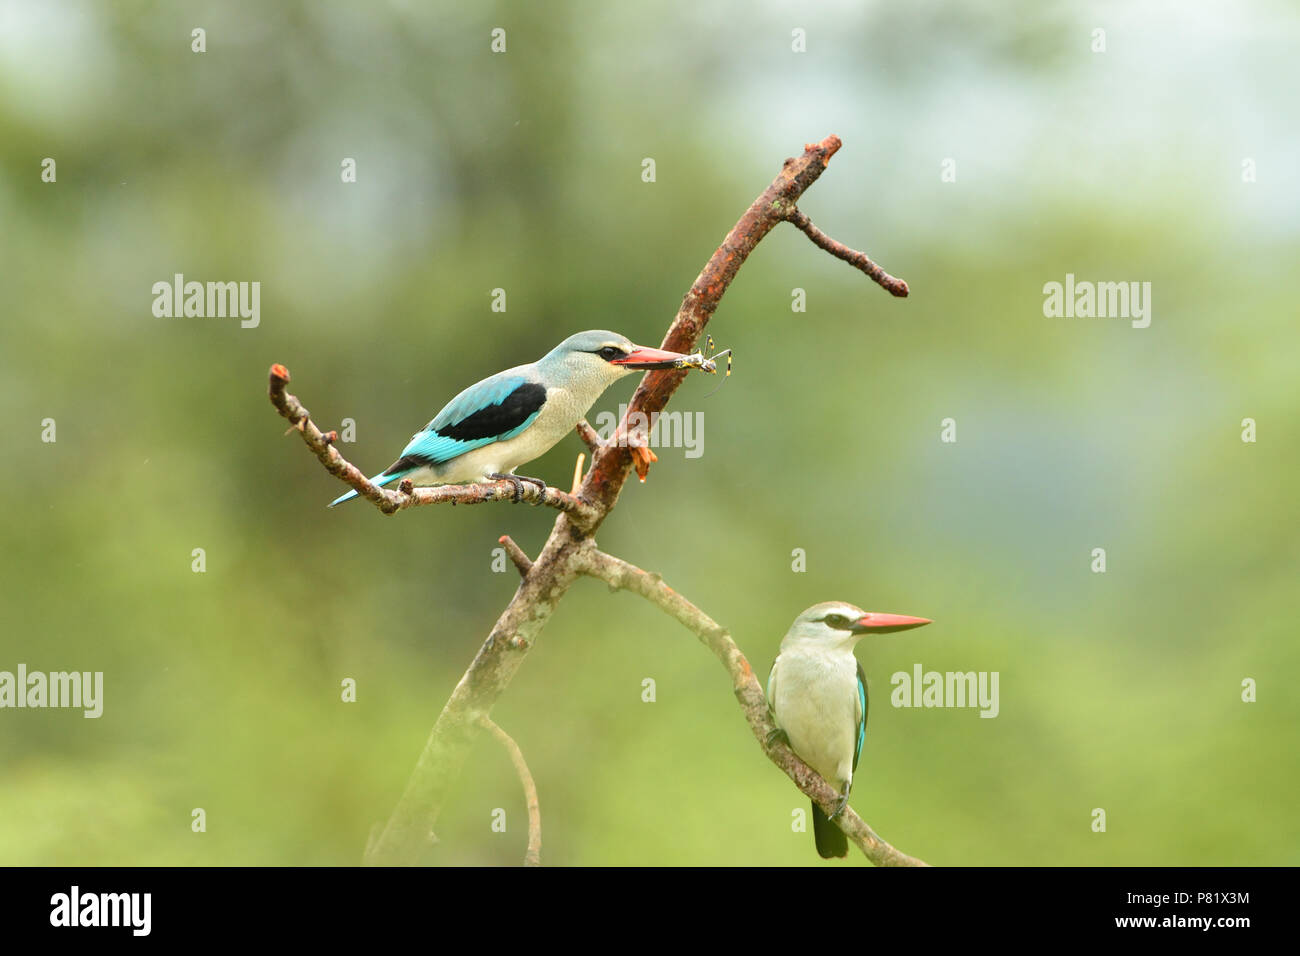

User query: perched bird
[767,601,932,858]
[329,330,692,507]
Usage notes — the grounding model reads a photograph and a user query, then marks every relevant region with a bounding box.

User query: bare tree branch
[577,135,896,516]
[267,364,599,525]
[363,532,587,864]
[575,548,929,867]
[478,716,542,867]
[782,208,910,298]
[271,136,913,865]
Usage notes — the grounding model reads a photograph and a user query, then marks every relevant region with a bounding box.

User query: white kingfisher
[767,601,932,858]
[329,330,693,506]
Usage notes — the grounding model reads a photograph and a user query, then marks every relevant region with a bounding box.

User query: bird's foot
[512,474,548,505]
[828,786,852,821]
[765,726,789,748]
[487,473,526,502]
[487,473,547,504]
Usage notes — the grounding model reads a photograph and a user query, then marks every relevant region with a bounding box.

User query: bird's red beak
[610,345,691,370]
[851,612,932,634]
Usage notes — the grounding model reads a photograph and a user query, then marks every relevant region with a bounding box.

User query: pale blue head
[537,330,691,384]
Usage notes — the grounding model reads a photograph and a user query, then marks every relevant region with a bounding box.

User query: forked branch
[270,136,918,866]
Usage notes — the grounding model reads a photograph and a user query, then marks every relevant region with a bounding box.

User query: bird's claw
[517,478,548,502]
[765,726,789,748]
[828,787,851,821]
[487,473,548,504]
[487,473,526,502]
[517,475,548,506]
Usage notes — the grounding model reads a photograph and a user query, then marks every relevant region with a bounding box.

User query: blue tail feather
[327,469,410,508]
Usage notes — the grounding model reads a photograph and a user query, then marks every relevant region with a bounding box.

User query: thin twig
[478,716,542,866]
[782,208,910,297]
[575,548,929,867]
[498,535,533,577]
[401,480,595,523]
[570,453,585,495]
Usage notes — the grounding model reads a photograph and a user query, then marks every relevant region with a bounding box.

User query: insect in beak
[673,334,733,396]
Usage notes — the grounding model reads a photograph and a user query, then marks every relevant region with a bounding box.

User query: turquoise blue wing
[396,374,546,467]
[327,373,546,508]
[853,661,868,772]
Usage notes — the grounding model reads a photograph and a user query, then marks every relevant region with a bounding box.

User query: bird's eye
[824,614,849,628]
[597,346,624,361]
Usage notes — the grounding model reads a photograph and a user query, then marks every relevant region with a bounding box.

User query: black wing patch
[436,382,547,442]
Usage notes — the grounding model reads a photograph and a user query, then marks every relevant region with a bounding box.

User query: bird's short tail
[328,469,410,507]
[812,801,848,859]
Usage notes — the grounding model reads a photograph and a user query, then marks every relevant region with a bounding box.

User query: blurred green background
[1,0,1296,866]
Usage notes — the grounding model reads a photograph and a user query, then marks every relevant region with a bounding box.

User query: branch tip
[808,134,842,163]
[575,420,605,454]
[498,535,533,577]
